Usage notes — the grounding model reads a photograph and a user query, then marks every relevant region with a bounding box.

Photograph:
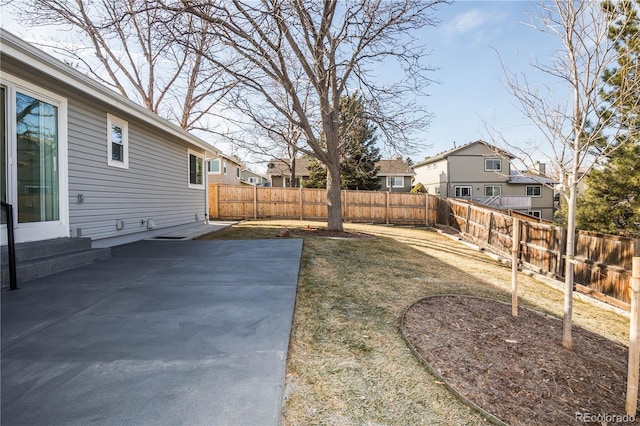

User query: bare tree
[162,0,445,230]
[497,1,640,348]
[11,0,232,131]
[219,63,314,188]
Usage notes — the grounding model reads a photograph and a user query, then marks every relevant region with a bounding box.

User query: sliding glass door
[1,75,68,244]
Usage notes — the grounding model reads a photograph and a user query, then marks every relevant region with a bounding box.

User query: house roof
[509,171,558,185]
[266,158,311,176]
[377,159,415,176]
[241,168,268,179]
[214,152,243,166]
[266,157,414,177]
[413,140,515,168]
[0,29,219,156]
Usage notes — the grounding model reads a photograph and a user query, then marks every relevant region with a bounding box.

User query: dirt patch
[289,227,376,239]
[402,296,637,426]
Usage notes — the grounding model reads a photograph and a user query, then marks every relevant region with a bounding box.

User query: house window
[188,150,204,189]
[223,160,227,174]
[526,185,542,197]
[107,114,128,169]
[236,167,240,179]
[386,176,404,188]
[527,210,542,218]
[285,177,301,188]
[208,159,220,173]
[454,186,472,197]
[484,186,501,196]
[248,177,257,184]
[485,158,501,172]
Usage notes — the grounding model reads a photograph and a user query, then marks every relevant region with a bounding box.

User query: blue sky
[413,0,563,163]
[1,1,564,167]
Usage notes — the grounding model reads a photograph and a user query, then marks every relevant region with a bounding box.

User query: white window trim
[485,158,501,172]
[223,160,227,175]
[188,149,205,190]
[454,185,472,197]
[107,114,129,169]
[208,158,221,174]
[527,210,542,218]
[386,176,404,188]
[526,185,542,197]
[484,185,501,196]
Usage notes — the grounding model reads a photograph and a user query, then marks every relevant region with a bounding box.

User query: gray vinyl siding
[67,99,206,240]
[1,36,211,244]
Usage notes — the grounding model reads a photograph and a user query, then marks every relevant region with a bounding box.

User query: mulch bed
[402,295,638,426]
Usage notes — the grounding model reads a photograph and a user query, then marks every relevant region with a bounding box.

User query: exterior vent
[116,219,125,230]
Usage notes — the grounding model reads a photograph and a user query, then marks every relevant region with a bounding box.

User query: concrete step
[1,239,111,287]
[1,237,93,263]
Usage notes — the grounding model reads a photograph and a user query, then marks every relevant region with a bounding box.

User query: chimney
[535,161,546,175]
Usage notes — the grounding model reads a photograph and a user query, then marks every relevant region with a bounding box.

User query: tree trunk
[291,156,297,188]
[562,175,578,349]
[326,158,343,232]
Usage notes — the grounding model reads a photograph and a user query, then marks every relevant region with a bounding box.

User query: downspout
[204,151,209,223]
[446,158,451,197]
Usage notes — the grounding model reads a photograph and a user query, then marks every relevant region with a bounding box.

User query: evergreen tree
[304,155,328,189]
[575,0,640,236]
[304,94,381,190]
[576,143,640,236]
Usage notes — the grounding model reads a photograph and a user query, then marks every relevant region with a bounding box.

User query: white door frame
[1,73,69,245]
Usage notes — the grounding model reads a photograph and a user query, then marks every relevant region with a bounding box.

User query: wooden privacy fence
[447,198,640,308]
[209,184,439,225]
[209,184,639,308]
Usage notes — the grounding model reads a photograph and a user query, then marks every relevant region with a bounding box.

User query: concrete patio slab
[1,238,303,426]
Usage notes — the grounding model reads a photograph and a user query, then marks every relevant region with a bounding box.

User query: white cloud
[440,7,510,45]
[445,9,489,36]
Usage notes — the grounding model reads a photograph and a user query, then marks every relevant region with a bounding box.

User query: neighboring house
[0,29,218,247]
[266,158,311,188]
[266,157,414,191]
[207,153,243,185]
[241,169,269,186]
[378,158,415,192]
[412,140,556,220]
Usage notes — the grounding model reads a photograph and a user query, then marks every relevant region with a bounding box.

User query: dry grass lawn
[200,220,629,425]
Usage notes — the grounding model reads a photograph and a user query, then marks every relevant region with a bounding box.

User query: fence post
[343,190,348,221]
[253,185,258,220]
[627,257,640,416]
[425,193,429,226]
[487,212,494,245]
[209,184,219,219]
[465,204,471,234]
[299,186,303,221]
[554,226,567,279]
[512,218,520,317]
[386,191,390,225]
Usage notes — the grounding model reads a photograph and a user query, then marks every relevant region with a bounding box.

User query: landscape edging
[400,294,513,426]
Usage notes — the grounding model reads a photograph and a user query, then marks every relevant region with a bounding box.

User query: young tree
[12,0,231,131]
[304,94,381,190]
[500,1,640,349]
[164,0,443,231]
